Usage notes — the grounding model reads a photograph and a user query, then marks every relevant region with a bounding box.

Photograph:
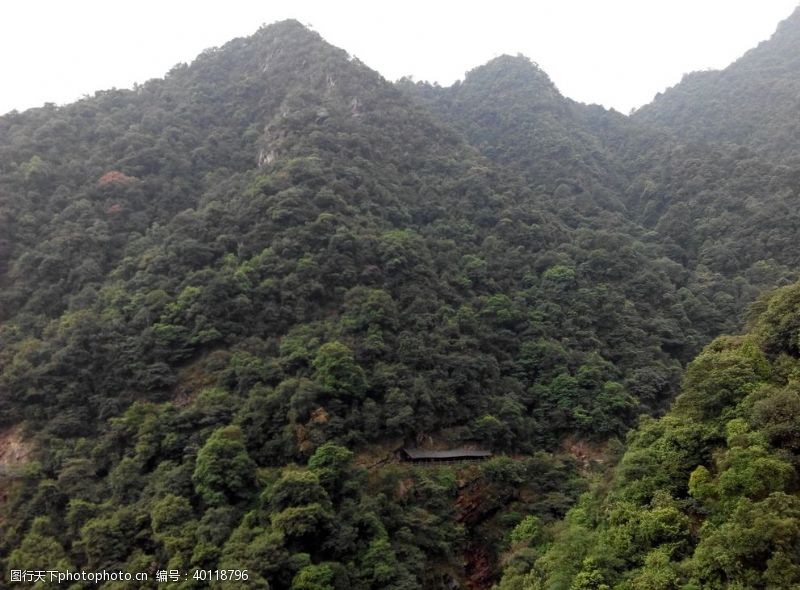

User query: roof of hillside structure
[402,448,492,460]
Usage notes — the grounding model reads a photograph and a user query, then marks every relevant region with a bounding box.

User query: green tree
[312,341,367,398]
[192,425,257,506]
[292,563,335,590]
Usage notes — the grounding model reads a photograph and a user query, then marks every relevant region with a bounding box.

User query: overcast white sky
[1,0,797,116]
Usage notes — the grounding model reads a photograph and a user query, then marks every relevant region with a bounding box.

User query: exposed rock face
[0,426,30,473]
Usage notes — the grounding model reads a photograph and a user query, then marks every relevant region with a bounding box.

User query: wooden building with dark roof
[400,448,492,463]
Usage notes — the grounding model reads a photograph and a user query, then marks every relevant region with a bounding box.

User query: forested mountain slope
[0,20,705,588]
[634,6,800,160]
[399,49,800,338]
[0,21,704,450]
[500,281,800,589]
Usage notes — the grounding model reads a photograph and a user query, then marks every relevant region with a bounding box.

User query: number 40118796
[192,570,249,582]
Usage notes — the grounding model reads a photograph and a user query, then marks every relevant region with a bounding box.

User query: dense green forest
[2,7,800,589]
[498,281,800,589]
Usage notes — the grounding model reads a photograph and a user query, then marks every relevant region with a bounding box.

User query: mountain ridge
[634,5,800,158]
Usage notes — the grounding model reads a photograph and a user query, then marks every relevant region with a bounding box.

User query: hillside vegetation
[2,8,800,589]
[499,282,800,589]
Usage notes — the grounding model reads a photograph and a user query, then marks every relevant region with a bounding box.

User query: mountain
[398,55,631,201]
[400,47,800,339]
[634,6,800,160]
[2,13,800,590]
[0,20,694,587]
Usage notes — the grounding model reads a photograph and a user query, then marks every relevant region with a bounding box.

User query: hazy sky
[1,1,797,116]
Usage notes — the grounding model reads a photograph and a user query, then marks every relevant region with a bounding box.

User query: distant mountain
[635,6,800,160]
[400,47,800,340]
[398,54,634,210]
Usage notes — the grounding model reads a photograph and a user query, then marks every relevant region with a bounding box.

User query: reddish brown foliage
[98,170,136,186]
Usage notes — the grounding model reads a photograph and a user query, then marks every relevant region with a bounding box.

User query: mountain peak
[252,18,326,47]
[461,53,561,99]
[478,53,544,72]
[184,18,347,81]
[259,18,309,31]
